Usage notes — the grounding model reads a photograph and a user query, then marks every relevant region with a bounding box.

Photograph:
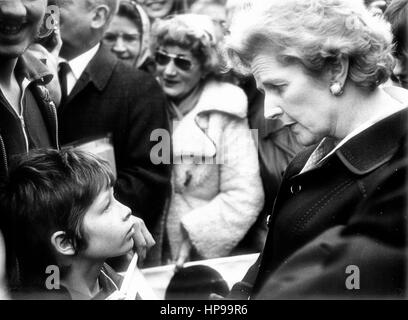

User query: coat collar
[15,50,53,85]
[68,44,118,100]
[194,79,248,119]
[83,44,117,91]
[172,80,248,158]
[287,107,408,179]
[336,107,408,175]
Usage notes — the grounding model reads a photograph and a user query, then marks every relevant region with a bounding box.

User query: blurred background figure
[0,232,9,300]
[384,0,408,89]
[189,0,228,43]
[104,1,156,73]
[137,0,189,22]
[147,14,264,267]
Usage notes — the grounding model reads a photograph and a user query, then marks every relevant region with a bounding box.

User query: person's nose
[112,37,127,54]
[264,93,284,119]
[0,0,27,20]
[117,200,132,221]
[163,59,178,77]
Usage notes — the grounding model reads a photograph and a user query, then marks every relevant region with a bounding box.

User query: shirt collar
[62,43,100,81]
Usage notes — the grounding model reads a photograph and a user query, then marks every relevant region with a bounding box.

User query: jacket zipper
[18,81,30,152]
[0,89,29,153]
[0,135,8,173]
[18,115,29,153]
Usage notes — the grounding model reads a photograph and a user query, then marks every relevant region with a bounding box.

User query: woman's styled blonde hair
[150,14,224,76]
[225,0,394,90]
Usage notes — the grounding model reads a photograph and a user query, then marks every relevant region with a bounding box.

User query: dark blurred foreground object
[165,265,229,300]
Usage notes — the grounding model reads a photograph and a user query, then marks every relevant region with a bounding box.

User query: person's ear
[90,5,110,30]
[328,55,349,96]
[200,66,209,80]
[50,231,76,256]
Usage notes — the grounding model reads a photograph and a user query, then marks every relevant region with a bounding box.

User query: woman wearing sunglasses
[147,14,264,268]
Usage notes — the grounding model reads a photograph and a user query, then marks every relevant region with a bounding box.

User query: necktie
[58,62,70,106]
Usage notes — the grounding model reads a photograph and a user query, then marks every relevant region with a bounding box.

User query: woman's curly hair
[150,14,224,76]
[225,0,395,90]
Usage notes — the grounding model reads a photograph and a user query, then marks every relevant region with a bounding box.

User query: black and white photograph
[0,0,407,307]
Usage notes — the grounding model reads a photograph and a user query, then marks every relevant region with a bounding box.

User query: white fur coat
[165,80,265,261]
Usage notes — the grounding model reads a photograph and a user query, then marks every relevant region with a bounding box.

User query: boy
[0,149,150,299]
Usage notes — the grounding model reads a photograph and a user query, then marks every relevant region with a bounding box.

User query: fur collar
[172,80,248,159]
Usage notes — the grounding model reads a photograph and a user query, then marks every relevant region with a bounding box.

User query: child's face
[80,187,135,260]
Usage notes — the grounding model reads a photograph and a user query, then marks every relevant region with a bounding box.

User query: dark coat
[236,77,304,253]
[58,45,171,230]
[0,51,58,180]
[230,107,408,299]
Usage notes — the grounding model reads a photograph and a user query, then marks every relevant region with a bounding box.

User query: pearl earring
[330,82,344,96]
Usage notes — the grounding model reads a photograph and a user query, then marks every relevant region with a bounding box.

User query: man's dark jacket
[230,106,408,299]
[58,45,171,230]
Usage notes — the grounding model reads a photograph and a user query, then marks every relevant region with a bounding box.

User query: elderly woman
[103,1,155,73]
[224,0,408,299]
[147,14,264,267]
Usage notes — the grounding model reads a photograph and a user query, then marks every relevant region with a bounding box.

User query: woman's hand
[129,216,156,267]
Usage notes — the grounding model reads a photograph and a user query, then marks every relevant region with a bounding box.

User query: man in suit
[55,0,171,235]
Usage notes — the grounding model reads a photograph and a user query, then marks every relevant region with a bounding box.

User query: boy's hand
[174,226,192,271]
[175,239,192,272]
[130,216,155,266]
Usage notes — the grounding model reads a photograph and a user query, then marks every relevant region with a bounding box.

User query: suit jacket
[58,45,171,230]
[230,93,408,299]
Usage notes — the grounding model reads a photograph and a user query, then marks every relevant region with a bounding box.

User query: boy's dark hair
[384,0,408,55]
[0,149,115,289]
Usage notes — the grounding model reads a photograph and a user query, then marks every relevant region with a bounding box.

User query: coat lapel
[172,80,249,160]
[172,111,216,158]
[62,45,118,107]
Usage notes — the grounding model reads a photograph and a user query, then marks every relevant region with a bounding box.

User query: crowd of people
[0,0,407,300]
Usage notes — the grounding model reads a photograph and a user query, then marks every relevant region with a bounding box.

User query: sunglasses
[155,50,195,71]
